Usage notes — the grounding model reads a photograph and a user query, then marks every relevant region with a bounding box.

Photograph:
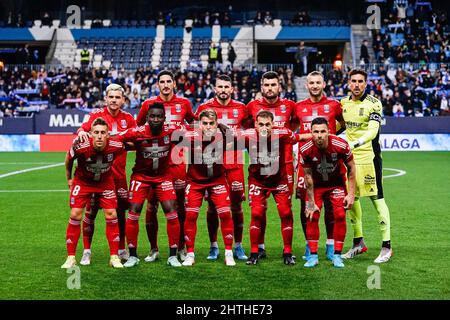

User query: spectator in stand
[263,11,273,25]
[360,40,370,65]
[228,44,237,69]
[254,11,263,25]
[42,12,52,26]
[156,11,165,25]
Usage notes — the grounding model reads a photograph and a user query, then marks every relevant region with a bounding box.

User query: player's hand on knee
[306,201,319,221]
[344,195,355,210]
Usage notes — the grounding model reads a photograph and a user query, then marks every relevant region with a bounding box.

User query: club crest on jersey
[164,135,170,144]
[107,154,114,162]
[280,105,286,113]
[324,105,329,113]
[331,153,337,161]
[175,104,181,113]
[120,119,127,128]
[233,109,238,117]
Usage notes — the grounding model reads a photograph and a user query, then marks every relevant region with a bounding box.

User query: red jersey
[69,138,125,184]
[184,130,227,185]
[138,95,194,166]
[78,107,136,180]
[244,127,299,188]
[117,124,182,183]
[196,98,249,169]
[246,97,296,164]
[293,96,343,135]
[137,95,195,126]
[299,135,353,188]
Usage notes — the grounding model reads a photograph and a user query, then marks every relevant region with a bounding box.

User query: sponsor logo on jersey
[121,119,127,128]
[212,184,228,194]
[331,153,337,161]
[280,105,286,113]
[231,181,244,191]
[176,104,181,112]
[324,105,329,113]
[161,180,174,191]
[233,109,238,117]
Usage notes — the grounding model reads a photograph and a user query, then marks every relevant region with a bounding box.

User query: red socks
[66,218,81,255]
[105,218,120,255]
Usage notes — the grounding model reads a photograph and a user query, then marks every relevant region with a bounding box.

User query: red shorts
[225,166,246,203]
[114,178,129,200]
[129,175,176,205]
[248,181,292,214]
[312,186,347,212]
[186,178,230,209]
[171,163,187,191]
[70,177,117,209]
[286,162,294,194]
[296,165,307,200]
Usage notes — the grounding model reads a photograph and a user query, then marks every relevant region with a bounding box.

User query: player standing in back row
[340,69,392,263]
[292,71,345,262]
[195,74,250,261]
[137,70,195,263]
[246,71,296,259]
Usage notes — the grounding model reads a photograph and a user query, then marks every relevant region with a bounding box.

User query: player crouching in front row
[300,117,356,268]
[182,109,236,266]
[62,118,126,269]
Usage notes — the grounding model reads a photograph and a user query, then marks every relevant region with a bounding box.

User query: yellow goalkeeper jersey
[341,92,382,163]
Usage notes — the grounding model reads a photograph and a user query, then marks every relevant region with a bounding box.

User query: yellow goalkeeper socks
[372,198,391,242]
[349,198,363,239]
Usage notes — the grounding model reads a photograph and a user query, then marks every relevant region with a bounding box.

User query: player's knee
[230,202,242,213]
[104,209,117,219]
[277,203,293,220]
[333,208,346,223]
[70,208,83,221]
[160,199,177,214]
[129,202,143,213]
[251,207,265,223]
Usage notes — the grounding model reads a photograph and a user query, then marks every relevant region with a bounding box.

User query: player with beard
[246,71,296,259]
[195,75,250,261]
[182,109,236,267]
[292,71,345,261]
[76,84,136,265]
[62,118,125,269]
[116,103,183,267]
[137,71,195,263]
[240,111,310,265]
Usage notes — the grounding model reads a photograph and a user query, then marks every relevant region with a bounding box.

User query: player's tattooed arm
[304,167,319,220]
[343,158,356,209]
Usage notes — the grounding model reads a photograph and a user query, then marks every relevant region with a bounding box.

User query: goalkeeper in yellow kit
[340,69,392,263]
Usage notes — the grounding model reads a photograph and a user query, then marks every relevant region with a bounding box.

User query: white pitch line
[0,163,65,179]
[384,168,406,179]
[0,189,68,193]
[0,162,58,165]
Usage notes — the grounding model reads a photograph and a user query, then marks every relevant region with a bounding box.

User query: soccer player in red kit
[116,103,183,267]
[243,111,310,266]
[62,118,125,269]
[182,109,236,267]
[292,71,346,261]
[76,84,136,265]
[299,117,356,268]
[195,74,250,261]
[246,71,296,259]
[137,70,195,262]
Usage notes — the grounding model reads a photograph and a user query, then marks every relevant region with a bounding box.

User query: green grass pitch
[0,151,449,300]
